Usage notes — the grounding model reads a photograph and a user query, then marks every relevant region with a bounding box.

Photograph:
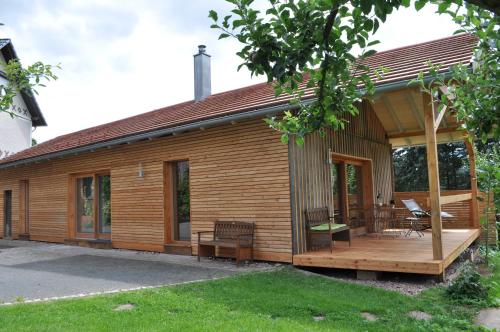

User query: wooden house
[0,34,484,277]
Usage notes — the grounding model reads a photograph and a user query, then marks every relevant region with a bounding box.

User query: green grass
[487,249,500,301]
[0,268,484,332]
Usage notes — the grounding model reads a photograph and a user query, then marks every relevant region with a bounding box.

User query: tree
[210,0,498,144]
[393,142,471,192]
[0,23,59,119]
[210,0,406,144]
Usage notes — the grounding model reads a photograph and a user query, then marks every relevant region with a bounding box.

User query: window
[76,174,111,238]
[172,161,190,241]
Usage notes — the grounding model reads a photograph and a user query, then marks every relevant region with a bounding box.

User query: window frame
[71,171,111,240]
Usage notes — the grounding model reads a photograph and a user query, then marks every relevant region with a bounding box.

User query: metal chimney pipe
[193,45,211,101]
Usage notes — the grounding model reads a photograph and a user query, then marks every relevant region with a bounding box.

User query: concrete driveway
[0,239,268,303]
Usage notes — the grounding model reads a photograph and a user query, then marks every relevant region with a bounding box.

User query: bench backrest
[214,220,254,241]
[304,207,330,227]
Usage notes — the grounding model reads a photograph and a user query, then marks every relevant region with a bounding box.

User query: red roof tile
[0,33,477,167]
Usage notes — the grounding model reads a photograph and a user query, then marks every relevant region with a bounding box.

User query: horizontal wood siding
[289,101,393,254]
[0,119,293,262]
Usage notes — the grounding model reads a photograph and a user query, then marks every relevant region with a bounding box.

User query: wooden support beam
[388,126,459,139]
[405,92,425,130]
[465,140,480,228]
[423,92,444,260]
[382,96,405,133]
[434,105,448,131]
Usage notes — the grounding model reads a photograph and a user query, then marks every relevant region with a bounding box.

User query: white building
[0,39,46,159]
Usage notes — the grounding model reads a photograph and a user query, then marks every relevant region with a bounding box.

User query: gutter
[0,73,451,170]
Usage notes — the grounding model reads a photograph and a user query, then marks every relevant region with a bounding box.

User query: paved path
[475,308,500,330]
[0,240,272,303]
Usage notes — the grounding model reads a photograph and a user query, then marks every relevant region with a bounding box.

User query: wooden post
[465,140,479,229]
[423,93,443,260]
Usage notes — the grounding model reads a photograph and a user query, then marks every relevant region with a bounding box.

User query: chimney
[193,45,211,101]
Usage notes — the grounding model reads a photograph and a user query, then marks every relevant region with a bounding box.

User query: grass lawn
[488,250,500,302]
[0,267,489,332]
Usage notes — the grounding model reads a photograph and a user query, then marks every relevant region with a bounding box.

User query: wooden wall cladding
[0,119,293,262]
[289,101,393,254]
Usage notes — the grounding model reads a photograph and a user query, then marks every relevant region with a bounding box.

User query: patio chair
[401,199,454,237]
[372,205,402,237]
[305,207,351,253]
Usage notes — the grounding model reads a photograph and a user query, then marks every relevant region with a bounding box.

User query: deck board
[293,229,480,275]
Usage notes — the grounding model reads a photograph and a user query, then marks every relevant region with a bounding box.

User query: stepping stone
[114,303,135,311]
[313,315,325,321]
[475,308,500,330]
[361,312,377,321]
[408,311,432,321]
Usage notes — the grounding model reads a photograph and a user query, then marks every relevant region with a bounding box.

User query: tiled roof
[0,33,477,166]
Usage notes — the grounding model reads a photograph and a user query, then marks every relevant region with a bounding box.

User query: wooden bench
[197,220,255,265]
[305,207,351,252]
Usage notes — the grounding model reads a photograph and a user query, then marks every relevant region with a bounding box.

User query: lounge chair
[401,199,454,236]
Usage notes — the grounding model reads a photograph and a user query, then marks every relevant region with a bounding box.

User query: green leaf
[364,49,377,57]
[295,136,304,146]
[360,0,372,15]
[218,33,230,40]
[414,0,426,11]
[208,10,218,22]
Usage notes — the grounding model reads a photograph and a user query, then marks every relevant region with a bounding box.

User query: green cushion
[311,223,347,232]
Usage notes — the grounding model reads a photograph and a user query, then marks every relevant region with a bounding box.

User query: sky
[0,0,462,143]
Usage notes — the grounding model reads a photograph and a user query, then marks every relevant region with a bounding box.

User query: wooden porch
[293,228,480,275]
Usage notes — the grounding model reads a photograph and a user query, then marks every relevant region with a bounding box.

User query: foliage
[446,261,490,305]
[211,1,498,145]
[210,0,408,144]
[0,268,482,331]
[393,142,471,192]
[412,1,499,143]
[0,59,59,118]
[476,145,500,256]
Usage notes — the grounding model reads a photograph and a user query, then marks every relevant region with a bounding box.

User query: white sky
[0,1,461,143]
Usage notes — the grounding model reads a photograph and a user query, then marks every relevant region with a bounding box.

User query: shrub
[446,262,490,305]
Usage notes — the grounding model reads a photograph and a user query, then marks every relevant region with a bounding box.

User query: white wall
[0,53,33,158]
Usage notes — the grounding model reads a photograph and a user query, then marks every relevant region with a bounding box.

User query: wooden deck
[293,229,480,275]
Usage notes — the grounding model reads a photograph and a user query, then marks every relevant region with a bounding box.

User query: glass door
[76,174,111,239]
[173,161,190,241]
[331,154,373,228]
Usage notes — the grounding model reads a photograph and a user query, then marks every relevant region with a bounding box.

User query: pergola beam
[423,92,444,261]
[388,126,459,139]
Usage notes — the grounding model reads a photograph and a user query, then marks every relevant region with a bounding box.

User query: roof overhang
[0,39,47,127]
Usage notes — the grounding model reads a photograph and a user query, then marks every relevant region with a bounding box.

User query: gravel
[296,244,482,296]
